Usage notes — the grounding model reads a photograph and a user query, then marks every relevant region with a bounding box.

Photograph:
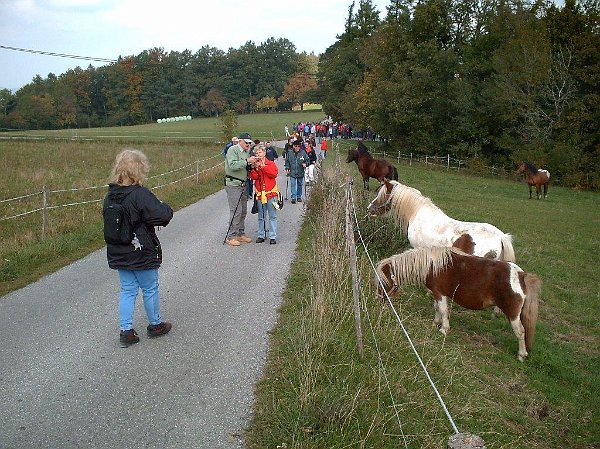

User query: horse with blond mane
[376,247,540,361]
[368,180,516,262]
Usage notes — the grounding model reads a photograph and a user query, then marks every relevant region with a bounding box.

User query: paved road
[0,155,307,449]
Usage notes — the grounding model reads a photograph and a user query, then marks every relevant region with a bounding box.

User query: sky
[0,0,392,92]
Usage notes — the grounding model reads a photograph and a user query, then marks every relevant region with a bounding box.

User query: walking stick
[262,198,268,240]
[284,174,289,201]
[223,185,245,244]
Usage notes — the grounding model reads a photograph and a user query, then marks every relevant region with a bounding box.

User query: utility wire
[0,45,117,63]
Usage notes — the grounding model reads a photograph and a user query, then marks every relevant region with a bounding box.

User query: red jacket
[249,158,279,202]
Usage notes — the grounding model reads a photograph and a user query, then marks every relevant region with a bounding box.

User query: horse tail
[500,234,516,262]
[521,273,541,352]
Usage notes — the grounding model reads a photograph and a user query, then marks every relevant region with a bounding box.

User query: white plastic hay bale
[186,115,192,120]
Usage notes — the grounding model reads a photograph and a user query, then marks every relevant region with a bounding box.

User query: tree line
[0,38,317,130]
[318,0,599,188]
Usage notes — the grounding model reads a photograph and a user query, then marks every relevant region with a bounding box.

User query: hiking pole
[284,174,289,201]
[223,185,245,244]
[262,199,267,240]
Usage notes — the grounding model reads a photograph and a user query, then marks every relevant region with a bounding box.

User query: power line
[0,45,117,63]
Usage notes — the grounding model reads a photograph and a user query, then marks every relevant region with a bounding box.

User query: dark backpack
[223,142,234,157]
[103,190,136,245]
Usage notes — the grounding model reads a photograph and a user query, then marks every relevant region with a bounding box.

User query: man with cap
[224,132,259,246]
[284,138,309,204]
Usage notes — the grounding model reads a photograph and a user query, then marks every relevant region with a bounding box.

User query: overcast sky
[0,0,392,91]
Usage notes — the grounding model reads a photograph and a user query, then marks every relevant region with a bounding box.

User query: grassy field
[1,109,325,142]
[246,147,599,448]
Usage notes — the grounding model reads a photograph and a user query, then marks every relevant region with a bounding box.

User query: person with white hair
[224,132,260,246]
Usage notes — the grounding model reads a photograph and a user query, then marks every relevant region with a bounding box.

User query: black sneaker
[297,198,302,202]
[120,329,139,348]
[291,199,296,204]
[147,322,172,338]
[270,239,276,245]
[256,237,265,243]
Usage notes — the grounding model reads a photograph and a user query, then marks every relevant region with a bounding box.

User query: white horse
[367,180,516,262]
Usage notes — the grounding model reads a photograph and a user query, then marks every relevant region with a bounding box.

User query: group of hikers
[286,119,383,141]
[223,131,326,247]
[102,130,330,347]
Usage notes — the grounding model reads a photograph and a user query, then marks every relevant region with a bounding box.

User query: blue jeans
[257,196,278,239]
[118,269,162,330]
[290,177,303,201]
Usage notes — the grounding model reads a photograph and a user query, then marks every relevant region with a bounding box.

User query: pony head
[375,257,399,299]
[367,179,398,217]
[517,161,538,175]
[346,149,359,163]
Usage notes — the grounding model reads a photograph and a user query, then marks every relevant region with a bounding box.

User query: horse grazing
[376,247,540,361]
[346,141,398,190]
[367,179,516,262]
[517,161,550,199]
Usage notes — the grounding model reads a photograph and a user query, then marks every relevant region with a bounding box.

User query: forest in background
[0,0,598,188]
[318,0,599,188]
[0,38,318,130]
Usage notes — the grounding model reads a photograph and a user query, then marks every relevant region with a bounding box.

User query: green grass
[246,151,600,449]
[2,110,326,142]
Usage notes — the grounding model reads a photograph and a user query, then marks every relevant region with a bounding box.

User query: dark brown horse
[517,161,550,199]
[346,141,398,189]
[376,247,541,361]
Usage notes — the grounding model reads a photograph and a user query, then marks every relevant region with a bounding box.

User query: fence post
[397,151,400,164]
[410,153,413,166]
[426,155,428,166]
[41,186,47,240]
[447,154,450,170]
[196,160,200,183]
[345,182,364,358]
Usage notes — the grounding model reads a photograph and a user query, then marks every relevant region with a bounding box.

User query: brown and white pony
[368,180,516,262]
[517,161,550,200]
[376,247,540,361]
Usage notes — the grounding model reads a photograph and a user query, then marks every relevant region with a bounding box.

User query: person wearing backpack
[103,148,174,348]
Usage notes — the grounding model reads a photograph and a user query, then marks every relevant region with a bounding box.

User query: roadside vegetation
[246,151,599,448]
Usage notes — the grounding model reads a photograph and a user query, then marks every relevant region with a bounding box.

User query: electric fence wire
[0,45,117,63]
[0,154,224,221]
[347,185,460,436]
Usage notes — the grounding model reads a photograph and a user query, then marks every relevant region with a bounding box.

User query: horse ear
[384,178,393,193]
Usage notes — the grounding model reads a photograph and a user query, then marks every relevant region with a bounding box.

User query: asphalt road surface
[0,155,308,449]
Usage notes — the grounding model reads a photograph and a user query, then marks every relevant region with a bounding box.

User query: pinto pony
[376,247,540,360]
[346,141,398,190]
[367,180,516,262]
[517,161,550,199]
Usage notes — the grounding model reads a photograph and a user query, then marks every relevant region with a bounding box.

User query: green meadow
[246,143,599,449]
